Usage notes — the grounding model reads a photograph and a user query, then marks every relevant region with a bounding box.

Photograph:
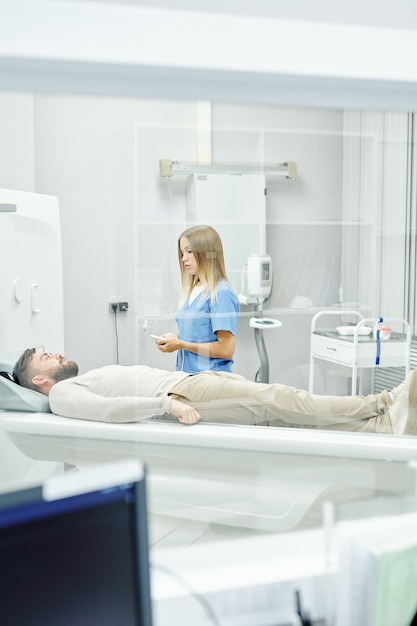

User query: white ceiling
[71,0,417,32]
[2,0,417,110]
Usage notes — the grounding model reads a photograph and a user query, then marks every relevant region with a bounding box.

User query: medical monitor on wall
[0,459,153,626]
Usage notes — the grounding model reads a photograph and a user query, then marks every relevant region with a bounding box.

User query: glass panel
[0,93,416,552]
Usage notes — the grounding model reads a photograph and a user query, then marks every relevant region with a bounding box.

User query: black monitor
[0,459,153,626]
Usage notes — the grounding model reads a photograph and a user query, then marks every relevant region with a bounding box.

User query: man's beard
[53,360,79,383]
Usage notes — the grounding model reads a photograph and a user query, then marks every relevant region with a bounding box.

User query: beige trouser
[169,371,394,433]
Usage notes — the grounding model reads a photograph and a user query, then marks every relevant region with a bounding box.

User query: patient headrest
[0,366,51,413]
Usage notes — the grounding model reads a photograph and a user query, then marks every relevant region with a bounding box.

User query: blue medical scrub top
[174,280,240,373]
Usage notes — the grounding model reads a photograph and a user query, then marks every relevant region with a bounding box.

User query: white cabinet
[186,174,266,295]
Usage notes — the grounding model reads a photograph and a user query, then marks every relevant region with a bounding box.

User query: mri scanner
[1,188,417,540]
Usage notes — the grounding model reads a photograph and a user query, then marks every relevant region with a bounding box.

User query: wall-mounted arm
[159,159,298,179]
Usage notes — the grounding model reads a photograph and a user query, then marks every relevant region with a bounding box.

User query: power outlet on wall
[109,302,128,313]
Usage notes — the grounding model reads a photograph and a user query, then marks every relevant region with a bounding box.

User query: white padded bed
[1,409,417,533]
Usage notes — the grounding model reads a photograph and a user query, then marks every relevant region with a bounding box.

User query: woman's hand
[156,333,181,353]
[157,330,235,359]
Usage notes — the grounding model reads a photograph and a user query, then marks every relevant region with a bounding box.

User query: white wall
[6,91,412,393]
[32,95,202,372]
[0,92,346,385]
[0,93,35,191]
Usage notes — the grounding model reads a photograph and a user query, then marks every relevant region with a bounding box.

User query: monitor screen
[0,460,153,626]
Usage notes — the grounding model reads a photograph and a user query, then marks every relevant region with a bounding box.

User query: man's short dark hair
[13,348,36,389]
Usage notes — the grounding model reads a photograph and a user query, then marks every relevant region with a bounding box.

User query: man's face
[30,351,79,383]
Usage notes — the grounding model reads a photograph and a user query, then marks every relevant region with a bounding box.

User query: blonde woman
[156,225,240,373]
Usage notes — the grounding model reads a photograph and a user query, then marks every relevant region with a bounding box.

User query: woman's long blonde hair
[178,225,230,305]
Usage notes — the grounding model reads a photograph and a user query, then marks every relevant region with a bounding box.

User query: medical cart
[309,310,411,395]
